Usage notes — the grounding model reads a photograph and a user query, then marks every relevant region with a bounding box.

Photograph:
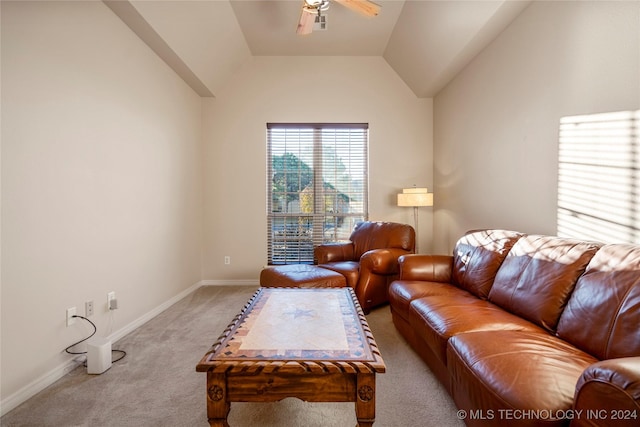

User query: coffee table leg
[355,373,376,427]
[206,372,230,427]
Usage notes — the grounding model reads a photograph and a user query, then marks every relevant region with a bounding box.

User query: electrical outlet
[107,292,116,311]
[66,307,76,327]
[85,300,94,317]
[224,256,231,265]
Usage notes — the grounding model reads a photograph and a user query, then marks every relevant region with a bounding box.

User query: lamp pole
[413,205,420,253]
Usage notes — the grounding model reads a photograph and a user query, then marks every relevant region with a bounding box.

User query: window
[267,123,368,265]
[557,110,640,243]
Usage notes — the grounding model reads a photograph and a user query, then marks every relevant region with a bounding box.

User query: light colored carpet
[1,285,464,427]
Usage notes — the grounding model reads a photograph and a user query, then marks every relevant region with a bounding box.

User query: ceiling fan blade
[297,7,316,35]
[334,0,381,17]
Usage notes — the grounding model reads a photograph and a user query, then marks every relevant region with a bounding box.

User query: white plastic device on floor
[87,337,112,374]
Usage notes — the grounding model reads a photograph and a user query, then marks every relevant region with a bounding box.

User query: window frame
[266,123,369,265]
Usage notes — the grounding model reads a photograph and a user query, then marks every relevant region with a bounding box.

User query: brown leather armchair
[314,221,415,313]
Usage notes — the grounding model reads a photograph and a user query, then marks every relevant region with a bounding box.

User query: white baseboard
[0,279,262,416]
[0,280,205,417]
[0,357,84,417]
[104,281,203,343]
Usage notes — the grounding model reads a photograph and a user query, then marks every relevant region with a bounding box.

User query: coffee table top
[196,287,385,374]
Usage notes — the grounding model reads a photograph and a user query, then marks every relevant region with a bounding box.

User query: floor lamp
[397,187,433,253]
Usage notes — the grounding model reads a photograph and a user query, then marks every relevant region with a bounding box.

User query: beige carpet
[1,285,464,427]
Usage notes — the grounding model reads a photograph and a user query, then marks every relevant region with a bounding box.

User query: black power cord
[65,315,126,365]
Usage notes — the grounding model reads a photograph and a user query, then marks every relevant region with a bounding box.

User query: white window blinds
[557,110,640,243]
[267,123,369,265]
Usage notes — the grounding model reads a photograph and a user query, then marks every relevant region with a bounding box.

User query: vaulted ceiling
[104,0,532,98]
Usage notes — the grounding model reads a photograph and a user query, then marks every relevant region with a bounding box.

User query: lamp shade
[397,187,433,207]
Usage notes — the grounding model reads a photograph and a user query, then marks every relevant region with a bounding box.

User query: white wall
[1,1,203,409]
[202,56,433,280]
[433,0,640,254]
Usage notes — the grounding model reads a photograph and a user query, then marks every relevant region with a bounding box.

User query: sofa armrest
[314,242,355,264]
[398,254,454,282]
[360,248,412,275]
[572,357,640,427]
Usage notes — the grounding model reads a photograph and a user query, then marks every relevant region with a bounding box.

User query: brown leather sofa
[315,221,415,313]
[389,229,640,427]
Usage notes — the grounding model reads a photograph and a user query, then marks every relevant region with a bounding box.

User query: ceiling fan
[296,0,381,35]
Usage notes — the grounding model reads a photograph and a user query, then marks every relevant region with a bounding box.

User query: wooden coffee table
[196,287,386,427]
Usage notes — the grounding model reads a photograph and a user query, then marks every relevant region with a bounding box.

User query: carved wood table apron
[196,287,386,427]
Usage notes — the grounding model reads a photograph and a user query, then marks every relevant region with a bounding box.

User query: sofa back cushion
[350,221,415,259]
[488,235,600,332]
[557,243,640,359]
[451,229,523,298]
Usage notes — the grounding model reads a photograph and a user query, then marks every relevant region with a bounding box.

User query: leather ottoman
[260,264,347,288]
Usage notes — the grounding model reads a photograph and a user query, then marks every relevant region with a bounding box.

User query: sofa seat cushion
[409,295,544,367]
[317,261,360,288]
[447,330,597,426]
[388,280,470,322]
